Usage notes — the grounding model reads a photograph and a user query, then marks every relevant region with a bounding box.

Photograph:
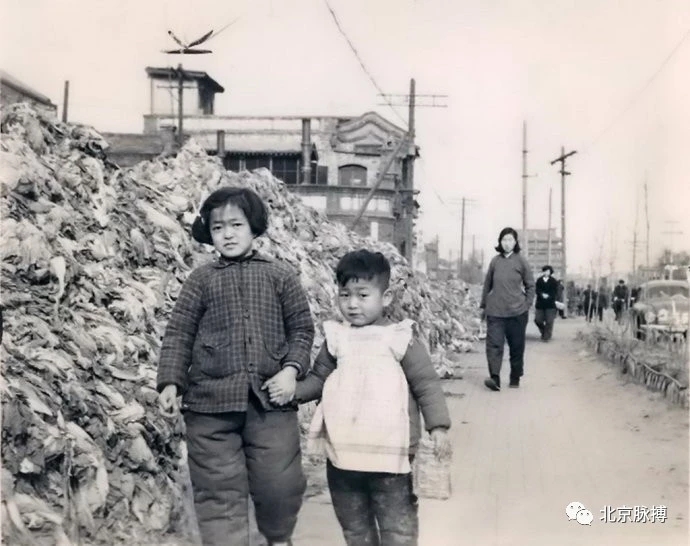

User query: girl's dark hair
[542,265,554,274]
[494,226,521,253]
[191,187,268,244]
[336,249,391,291]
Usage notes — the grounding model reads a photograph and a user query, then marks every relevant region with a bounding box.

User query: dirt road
[293,317,689,546]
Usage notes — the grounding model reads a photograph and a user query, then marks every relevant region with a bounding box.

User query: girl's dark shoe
[509,378,520,388]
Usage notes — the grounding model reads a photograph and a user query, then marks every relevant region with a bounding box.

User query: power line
[322,0,408,127]
[583,26,690,153]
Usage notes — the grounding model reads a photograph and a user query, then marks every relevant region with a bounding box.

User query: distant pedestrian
[597,286,609,322]
[480,227,536,391]
[534,265,559,341]
[583,285,595,322]
[556,280,566,319]
[612,279,629,322]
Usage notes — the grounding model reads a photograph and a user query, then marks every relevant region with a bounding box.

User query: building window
[370,221,379,241]
[273,157,300,185]
[300,195,327,211]
[224,156,242,172]
[198,87,215,115]
[338,164,367,186]
[339,196,391,213]
[245,155,271,171]
[310,165,329,185]
[371,197,390,213]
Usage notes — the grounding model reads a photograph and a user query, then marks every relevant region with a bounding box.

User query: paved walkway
[294,317,689,546]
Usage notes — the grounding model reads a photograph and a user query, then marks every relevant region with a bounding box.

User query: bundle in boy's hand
[412,434,453,500]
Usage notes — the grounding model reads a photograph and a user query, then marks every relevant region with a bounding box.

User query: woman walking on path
[534,265,559,341]
[479,227,535,391]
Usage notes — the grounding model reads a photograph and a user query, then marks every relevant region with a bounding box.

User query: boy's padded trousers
[183,394,306,546]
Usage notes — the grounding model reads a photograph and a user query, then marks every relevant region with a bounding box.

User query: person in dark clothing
[596,289,608,322]
[583,285,595,322]
[612,279,629,322]
[534,265,559,341]
[630,286,640,307]
[556,280,566,318]
[480,227,536,391]
[157,187,315,546]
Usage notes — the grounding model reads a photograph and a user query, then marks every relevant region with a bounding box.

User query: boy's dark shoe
[484,376,500,391]
[509,378,520,388]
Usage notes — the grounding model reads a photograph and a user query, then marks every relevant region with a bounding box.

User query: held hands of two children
[430,428,452,460]
[261,365,299,406]
[159,384,179,418]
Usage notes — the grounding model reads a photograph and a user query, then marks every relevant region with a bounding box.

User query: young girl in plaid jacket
[157,187,314,546]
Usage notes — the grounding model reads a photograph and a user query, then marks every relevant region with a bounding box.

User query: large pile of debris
[0,105,479,545]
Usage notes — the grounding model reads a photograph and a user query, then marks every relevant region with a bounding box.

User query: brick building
[0,70,57,118]
[138,67,419,252]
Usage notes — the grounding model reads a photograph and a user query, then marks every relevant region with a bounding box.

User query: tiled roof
[145,67,224,93]
[0,70,56,106]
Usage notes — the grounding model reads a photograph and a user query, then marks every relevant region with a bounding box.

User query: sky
[2,0,689,278]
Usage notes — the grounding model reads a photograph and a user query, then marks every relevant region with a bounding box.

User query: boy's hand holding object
[430,428,451,460]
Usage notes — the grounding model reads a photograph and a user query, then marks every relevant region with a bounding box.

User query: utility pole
[460,197,466,269]
[609,225,618,285]
[61,81,70,123]
[177,64,184,147]
[547,187,553,264]
[644,178,650,268]
[625,239,645,284]
[351,137,409,229]
[633,188,640,277]
[448,197,477,278]
[379,80,447,263]
[550,146,577,315]
[404,78,416,264]
[521,121,538,257]
[662,220,684,265]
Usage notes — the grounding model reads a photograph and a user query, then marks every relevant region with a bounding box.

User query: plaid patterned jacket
[157,251,315,413]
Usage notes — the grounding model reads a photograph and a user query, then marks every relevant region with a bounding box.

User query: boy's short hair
[192,187,268,244]
[335,250,391,291]
[542,265,554,274]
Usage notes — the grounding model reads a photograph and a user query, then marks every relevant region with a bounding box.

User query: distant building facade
[140,67,418,253]
[0,70,57,118]
[524,228,563,279]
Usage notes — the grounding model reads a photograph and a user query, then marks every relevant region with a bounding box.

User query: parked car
[629,280,689,340]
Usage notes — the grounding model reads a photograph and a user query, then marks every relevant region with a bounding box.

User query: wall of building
[140,113,407,246]
[150,79,202,118]
[1,83,57,118]
[102,132,168,167]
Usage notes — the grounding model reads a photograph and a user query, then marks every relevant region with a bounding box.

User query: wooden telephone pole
[448,197,477,278]
[61,81,70,123]
[379,79,447,263]
[662,220,684,264]
[547,187,553,264]
[644,178,650,268]
[522,122,537,257]
[550,146,577,314]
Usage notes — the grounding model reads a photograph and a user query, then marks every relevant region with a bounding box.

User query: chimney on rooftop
[301,118,312,184]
